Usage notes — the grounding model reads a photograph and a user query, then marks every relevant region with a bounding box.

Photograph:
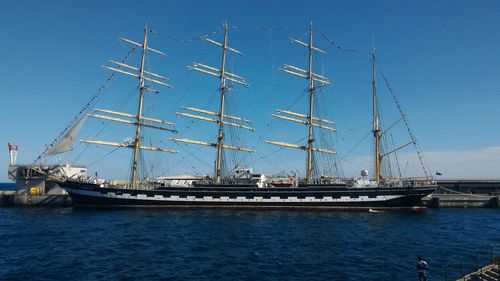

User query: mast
[83,23,175,189]
[130,23,149,188]
[266,23,335,184]
[306,22,315,184]
[372,48,381,185]
[370,48,421,184]
[170,22,254,184]
[215,23,229,185]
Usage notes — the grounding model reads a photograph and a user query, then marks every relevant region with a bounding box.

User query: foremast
[171,22,254,184]
[266,23,336,184]
[131,24,150,188]
[82,23,176,189]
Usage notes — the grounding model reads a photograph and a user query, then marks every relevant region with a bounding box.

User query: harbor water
[0,185,499,280]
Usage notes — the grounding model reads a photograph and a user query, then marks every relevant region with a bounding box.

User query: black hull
[59,181,435,210]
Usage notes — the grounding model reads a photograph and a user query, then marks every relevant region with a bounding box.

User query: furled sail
[46,115,86,156]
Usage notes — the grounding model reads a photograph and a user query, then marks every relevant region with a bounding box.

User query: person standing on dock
[416,256,429,281]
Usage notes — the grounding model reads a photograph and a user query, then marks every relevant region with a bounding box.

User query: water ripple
[0,208,498,280]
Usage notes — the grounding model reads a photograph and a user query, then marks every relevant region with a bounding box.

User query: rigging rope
[151,25,295,44]
[71,122,109,164]
[150,29,222,43]
[339,130,372,161]
[87,146,121,168]
[378,68,431,179]
[239,86,309,165]
[34,46,138,164]
[389,131,403,177]
[229,25,296,32]
[317,31,359,53]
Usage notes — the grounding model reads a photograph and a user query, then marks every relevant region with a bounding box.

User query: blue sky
[1,0,500,181]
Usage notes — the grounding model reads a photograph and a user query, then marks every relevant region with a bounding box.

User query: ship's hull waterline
[59,181,435,210]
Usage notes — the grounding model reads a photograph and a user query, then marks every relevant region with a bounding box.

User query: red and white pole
[8,143,19,166]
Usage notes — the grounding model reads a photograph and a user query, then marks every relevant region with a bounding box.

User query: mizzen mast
[371,48,417,184]
[171,22,254,184]
[372,48,382,185]
[82,23,176,189]
[266,23,335,184]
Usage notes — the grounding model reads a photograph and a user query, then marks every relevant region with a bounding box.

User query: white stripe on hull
[66,188,402,204]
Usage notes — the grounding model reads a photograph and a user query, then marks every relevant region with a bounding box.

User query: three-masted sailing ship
[57,23,436,209]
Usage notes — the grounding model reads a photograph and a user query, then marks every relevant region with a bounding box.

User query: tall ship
[56,23,436,209]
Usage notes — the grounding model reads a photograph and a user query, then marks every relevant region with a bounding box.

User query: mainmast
[306,23,315,184]
[82,23,176,189]
[266,23,335,184]
[372,48,382,185]
[171,22,254,184]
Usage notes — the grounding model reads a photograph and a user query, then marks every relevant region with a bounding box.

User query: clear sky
[1,0,500,181]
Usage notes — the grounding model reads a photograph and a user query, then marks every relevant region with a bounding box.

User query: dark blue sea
[1,182,499,281]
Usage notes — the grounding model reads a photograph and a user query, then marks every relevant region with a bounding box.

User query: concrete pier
[437,180,500,195]
[422,194,499,208]
[0,191,72,207]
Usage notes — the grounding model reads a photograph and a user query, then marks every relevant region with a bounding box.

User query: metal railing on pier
[442,244,500,281]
